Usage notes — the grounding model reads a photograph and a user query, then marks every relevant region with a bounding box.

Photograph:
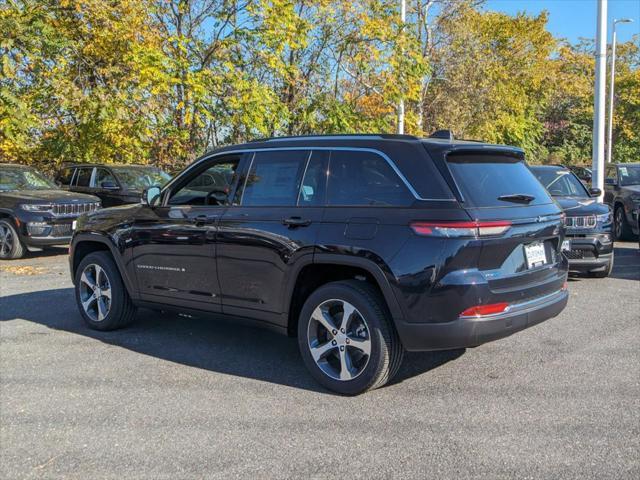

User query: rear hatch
[434,150,566,310]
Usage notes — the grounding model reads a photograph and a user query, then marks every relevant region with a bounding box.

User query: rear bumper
[395,288,568,352]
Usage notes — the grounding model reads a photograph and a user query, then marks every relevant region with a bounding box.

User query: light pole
[592,0,608,202]
[606,18,633,163]
[397,0,406,134]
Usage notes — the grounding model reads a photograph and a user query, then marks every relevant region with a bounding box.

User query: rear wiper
[498,193,535,204]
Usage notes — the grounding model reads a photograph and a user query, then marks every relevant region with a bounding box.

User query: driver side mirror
[589,187,602,197]
[142,186,161,207]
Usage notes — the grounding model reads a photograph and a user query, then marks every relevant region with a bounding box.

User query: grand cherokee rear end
[389,141,568,351]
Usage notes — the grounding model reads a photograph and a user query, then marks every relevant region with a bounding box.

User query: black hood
[553,196,610,216]
[0,189,100,204]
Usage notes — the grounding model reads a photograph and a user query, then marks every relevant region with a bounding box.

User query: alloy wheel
[0,224,14,257]
[615,209,624,240]
[79,263,112,321]
[307,299,372,381]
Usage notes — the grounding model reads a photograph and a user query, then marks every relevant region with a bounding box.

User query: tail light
[460,302,510,318]
[410,220,511,238]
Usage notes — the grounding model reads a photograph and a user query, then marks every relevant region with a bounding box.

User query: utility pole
[397,0,406,134]
[606,18,634,163]
[592,0,608,202]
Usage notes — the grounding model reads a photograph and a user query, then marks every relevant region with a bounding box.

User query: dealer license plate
[524,242,547,269]
[561,240,571,252]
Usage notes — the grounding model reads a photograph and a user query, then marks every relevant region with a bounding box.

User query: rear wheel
[297,280,404,395]
[0,220,25,260]
[74,251,137,330]
[614,206,632,241]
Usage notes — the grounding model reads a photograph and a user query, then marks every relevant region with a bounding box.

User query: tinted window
[447,154,552,207]
[0,167,57,191]
[95,168,117,187]
[241,150,308,206]
[56,168,74,186]
[618,165,640,186]
[327,151,413,206]
[298,151,329,206]
[114,167,171,190]
[530,168,588,197]
[606,166,618,183]
[75,168,93,187]
[169,159,240,206]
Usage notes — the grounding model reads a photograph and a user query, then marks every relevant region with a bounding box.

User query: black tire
[297,280,404,395]
[0,219,25,260]
[614,206,632,241]
[590,254,614,278]
[74,251,137,331]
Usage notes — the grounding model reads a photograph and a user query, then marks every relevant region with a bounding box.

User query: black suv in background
[530,165,614,277]
[69,134,569,394]
[0,164,100,259]
[604,163,640,241]
[56,164,171,207]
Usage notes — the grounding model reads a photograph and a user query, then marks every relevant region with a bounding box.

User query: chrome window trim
[165,147,457,202]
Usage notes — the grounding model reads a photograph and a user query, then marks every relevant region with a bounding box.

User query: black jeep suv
[69,134,569,394]
[0,164,100,259]
[530,165,614,277]
[56,164,171,207]
[604,163,640,241]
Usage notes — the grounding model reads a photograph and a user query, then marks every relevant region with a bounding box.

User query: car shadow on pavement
[0,288,464,394]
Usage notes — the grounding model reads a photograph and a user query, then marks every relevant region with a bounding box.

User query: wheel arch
[71,233,137,298]
[285,254,402,336]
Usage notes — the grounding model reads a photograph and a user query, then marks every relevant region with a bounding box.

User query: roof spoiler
[429,129,454,140]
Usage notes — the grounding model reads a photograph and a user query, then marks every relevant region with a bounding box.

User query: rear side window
[241,150,309,206]
[327,151,413,206]
[56,168,74,186]
[447,154,553,207]
[75,168,93,187]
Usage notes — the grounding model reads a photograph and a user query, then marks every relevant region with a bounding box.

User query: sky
[485,0,640,44]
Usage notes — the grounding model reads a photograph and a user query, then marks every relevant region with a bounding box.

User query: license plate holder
[524,242,548,269]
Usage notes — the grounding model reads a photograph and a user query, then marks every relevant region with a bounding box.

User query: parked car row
[0,163,171,259]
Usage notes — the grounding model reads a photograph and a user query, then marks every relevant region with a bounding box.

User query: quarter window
[326,151,413,206]
[241,150,309,206]
[56,168,74,186]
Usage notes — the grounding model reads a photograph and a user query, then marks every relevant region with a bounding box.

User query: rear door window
[327,151,413,206]
[241,150,309,206]
[447,154,553,207]
[75,168,93,187]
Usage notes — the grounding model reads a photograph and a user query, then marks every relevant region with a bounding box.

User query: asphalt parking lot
[1,243,639,479]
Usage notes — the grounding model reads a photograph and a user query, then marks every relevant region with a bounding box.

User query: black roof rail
[248,133,420,143]
[428,129,454,140]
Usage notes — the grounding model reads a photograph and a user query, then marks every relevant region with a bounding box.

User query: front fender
[70,232,138,299]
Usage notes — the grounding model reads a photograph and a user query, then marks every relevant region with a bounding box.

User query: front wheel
[0,219,25,260]
[74,251,137,330]
[614,207,632,241]
[297,280,404,395]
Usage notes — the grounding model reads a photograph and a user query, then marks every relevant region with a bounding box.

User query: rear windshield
[447,154,553,207]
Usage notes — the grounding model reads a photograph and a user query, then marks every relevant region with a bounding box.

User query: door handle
[193,214,212,227]
[282,217,311,228]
